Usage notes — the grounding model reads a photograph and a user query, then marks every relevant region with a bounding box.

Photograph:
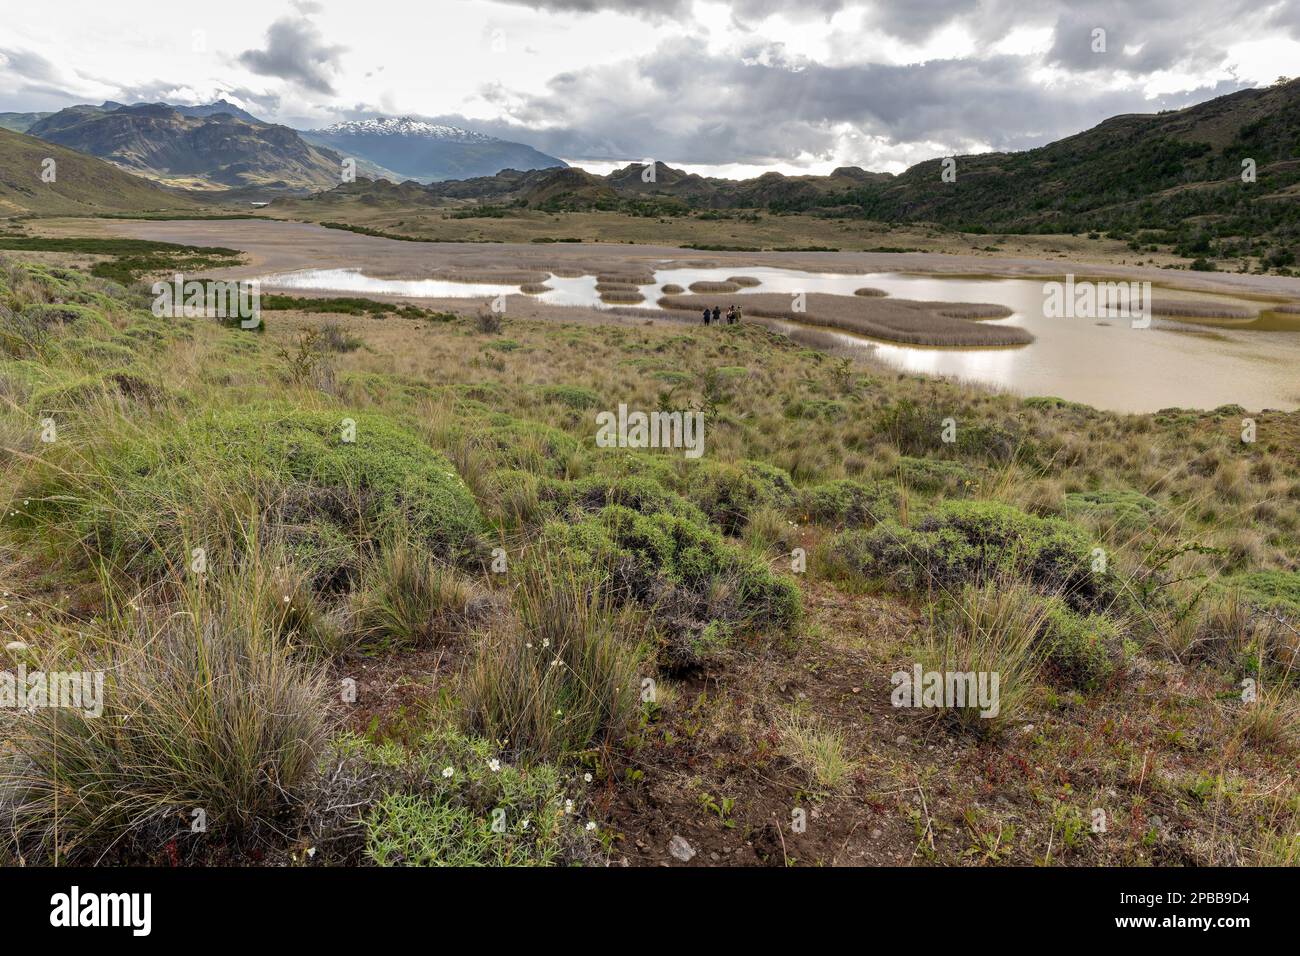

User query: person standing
[712,305,722,324]
[702,306,711,325]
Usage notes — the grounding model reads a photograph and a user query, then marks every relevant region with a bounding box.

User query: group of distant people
[701,305,742,326]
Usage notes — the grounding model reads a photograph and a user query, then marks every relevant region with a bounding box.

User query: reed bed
[689,280,740,293]
[657,292,1033,346]
[1150,299,1255,319]
[599,290,646,304]
[596,272,655,285]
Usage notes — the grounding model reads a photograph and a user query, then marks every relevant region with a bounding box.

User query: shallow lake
[257,264,1300,413]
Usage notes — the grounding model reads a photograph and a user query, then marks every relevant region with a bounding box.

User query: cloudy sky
[1,0,1297,177]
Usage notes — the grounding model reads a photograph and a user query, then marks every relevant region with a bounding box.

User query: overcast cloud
[0,0,1296,176]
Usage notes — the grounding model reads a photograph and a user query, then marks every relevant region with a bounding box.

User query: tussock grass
[0,575,333,861]
[353,534,483,649]
[918,581,1051,734]
[776,712,856,792]
[464,559,646,761]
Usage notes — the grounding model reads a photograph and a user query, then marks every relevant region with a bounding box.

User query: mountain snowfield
[316,117,496,143]
[301,116,566,183]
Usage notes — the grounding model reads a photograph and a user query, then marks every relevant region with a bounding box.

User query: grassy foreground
[0,254,1296,866]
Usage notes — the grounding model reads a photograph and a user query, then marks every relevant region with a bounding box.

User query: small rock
[668,835,696,862]
[895,735,907,745]
[870,828,882,839]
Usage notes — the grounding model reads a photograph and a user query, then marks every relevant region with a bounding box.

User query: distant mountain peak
[317,116,495,143]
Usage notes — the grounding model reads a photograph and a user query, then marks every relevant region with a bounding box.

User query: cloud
[238,17,346,94]
[465,37,1249,170]
[0,45,116,109]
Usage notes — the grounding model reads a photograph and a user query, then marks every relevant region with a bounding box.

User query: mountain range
[299,116,566,182]
[0,79,1295,262]
[4,101,566,193]
[296,78,1300,257]
[25,103,342,192]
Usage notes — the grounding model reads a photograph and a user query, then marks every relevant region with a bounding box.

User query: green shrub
[1064,489,1164,533]
[897,455,978,494]
[541,473,706,523]
[548,504,802,635]
[1223,571,1300,615]
[687,459,796,534]
[538,384,602,410]
[482,418,580,477]
[21,404,485,578]
[29,368,168,413]
[834,500,1115,612]
[797,478,898,527]
[1040,601,1124,688]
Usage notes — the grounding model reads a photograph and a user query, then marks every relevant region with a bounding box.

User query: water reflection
[255,265,1299,413]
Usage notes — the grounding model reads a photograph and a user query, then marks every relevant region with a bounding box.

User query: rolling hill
[0,126,199,216]
[26,103,343,192]
[0,111,53,134]
[293,79,1299,259]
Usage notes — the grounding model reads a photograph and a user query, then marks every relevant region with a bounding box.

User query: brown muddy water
[257,264,1300,413]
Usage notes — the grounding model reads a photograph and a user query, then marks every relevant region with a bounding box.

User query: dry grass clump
[0,579,333,860]
[520,283,552,294]
[776,712,856,792]
[463,560,645,761]
[657,292,1032,347]
[727,275,762,287]
[689,280,740,294]
[1275,303,1300,314]
[660,283,685,294]
[353,536,484,649]
[1151,300,1255,319]
[1240,681,1300,753]
[854,287,887,297]
[916,581,1050,735]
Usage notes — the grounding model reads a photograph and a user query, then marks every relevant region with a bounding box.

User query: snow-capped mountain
[301,116,565,182]
[317,117,494,143]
